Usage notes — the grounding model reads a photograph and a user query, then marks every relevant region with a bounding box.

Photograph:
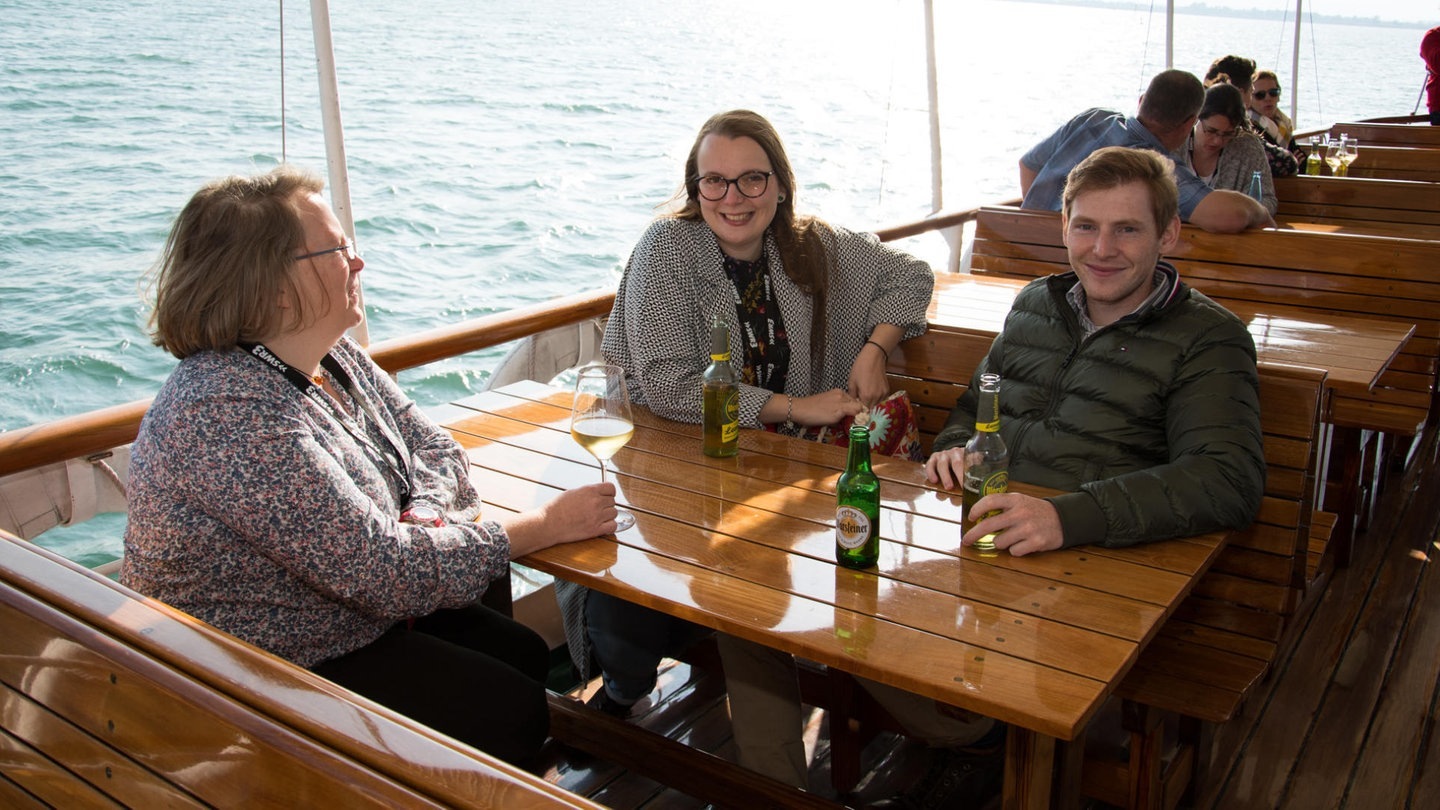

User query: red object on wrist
[401,505,444,527]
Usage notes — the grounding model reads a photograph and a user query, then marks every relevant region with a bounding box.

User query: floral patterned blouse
[121,336,509,668]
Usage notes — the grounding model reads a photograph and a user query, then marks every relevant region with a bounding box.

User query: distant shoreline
[1021,0,1428,29]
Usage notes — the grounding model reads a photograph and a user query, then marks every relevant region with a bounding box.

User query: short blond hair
[1062,147,1179,233]
[147,166,323,359]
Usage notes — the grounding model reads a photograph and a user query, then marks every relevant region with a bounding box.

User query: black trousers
[313,603,551,766]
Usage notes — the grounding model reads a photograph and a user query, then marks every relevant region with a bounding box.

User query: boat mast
[308,0,369,344]
[1165,1,1175,68]
[1290,1,1302,123]
[923,0,942,213]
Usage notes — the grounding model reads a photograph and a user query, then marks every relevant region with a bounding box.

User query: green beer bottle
[702,316,739,458]
[962,373,1008,556]
[836,423,880,568]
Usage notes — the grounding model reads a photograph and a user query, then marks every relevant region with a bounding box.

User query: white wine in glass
[1339,139,1359,176]
[1324,140,1343,176]
[571,364,636,531]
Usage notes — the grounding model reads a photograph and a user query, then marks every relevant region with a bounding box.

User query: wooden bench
[1084,362,1329,810]
[1325,122,1440,148]
[0,530,601,809]
[1272,175,1440,240]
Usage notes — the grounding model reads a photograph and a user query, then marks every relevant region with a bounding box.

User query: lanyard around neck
[239,342,412,503]
[723,258,780,391]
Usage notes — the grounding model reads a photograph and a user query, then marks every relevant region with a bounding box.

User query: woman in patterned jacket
[123,166,617,766]
[559,109,934,785]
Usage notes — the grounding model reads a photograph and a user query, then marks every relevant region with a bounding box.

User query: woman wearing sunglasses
[1205,54,1299,177]
[1248,70,1302,160]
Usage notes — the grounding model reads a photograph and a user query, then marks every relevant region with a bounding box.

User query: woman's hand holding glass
[571,364,636,532]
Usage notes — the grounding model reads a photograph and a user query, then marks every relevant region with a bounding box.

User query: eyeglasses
[695,171,776,201]
[1252,88,1282,99]
[1201,123,1239,140]
[294,241,360,262]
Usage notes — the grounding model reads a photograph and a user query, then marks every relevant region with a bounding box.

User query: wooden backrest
[887,329,995,454]
[1183,362,1327,643]
[971,205,1439,434]
[1273,176,1440,228]
[0,531,599,809]
[1326,122,1440,148]
[1326,143,1440,182]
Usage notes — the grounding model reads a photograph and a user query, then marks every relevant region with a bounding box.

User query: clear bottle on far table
[1305,136,1323,175]
[1247,170,1264,203]
[836,423,880,569]
[962,373,1008,557]
[701,316,739,458]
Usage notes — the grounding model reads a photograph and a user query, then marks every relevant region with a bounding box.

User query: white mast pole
[923,0,942,213]
[1166,0,1174,68]
[308,0,369,344]
[1291,1,1303,123]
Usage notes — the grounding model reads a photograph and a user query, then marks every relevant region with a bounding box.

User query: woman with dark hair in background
[1205,54,1300,177]
[1180,79,1277,214]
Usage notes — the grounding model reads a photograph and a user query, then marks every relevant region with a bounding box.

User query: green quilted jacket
[934,264,1265,548]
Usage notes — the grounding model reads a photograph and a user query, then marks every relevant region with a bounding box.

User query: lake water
[2,0,1431,564]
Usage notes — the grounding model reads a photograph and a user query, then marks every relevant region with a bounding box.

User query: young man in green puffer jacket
[928,144,1265,557]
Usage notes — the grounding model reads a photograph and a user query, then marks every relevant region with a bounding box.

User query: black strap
[239,342,412,503]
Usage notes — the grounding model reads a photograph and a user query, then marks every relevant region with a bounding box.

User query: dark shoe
[869,743,1004,810]
[584,687,635,720]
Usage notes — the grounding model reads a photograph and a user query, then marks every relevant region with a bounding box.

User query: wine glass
[1324,138,1343,176]
[1339,138,1359,177]
[571,364,636,531]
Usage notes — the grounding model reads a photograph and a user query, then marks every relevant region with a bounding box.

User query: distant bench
[1273,175,1440,241]
[0,530,602,809]
[1324,121,1440,149]
[879,330,1329,809]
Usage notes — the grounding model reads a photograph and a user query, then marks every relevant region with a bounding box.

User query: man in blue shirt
[1020,69,1272,233]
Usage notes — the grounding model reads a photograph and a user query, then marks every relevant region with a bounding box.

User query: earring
[778,194,787,203]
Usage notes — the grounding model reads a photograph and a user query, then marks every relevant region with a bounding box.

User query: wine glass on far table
[1324,138,1343,176]
[1339,138,1359,177]
[571,364,636,532]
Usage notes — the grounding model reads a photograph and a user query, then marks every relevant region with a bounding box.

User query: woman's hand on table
[765,389,866,427]
[501,482,618,558]
[962,492,1064,557]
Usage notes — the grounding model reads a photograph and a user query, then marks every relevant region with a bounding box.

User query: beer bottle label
[981,470,1008,496]
[835,506,872,549]
[711,350,730,362]
[974,418,1000,433]
[721,390,738,442]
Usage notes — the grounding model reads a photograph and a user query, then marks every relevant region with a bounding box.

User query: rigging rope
[279,0,287,162]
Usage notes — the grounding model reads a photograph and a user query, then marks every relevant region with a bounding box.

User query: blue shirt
[1020,108,1211,220]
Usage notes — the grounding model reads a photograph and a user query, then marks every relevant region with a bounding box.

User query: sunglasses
[1252,88,1282,99]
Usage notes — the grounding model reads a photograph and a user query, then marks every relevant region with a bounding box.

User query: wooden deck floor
[539,423,1440,809]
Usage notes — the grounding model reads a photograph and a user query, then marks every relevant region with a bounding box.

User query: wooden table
[442,381,1232,809]
[931,274,1415,397]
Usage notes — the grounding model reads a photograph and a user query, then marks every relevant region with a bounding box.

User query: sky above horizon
[1186,0,1435,25]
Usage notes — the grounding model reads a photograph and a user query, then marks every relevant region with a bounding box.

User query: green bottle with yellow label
[702,317,739,458]
[962,373,1008,556]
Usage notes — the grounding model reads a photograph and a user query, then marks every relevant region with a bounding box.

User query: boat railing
[0,206,986,485]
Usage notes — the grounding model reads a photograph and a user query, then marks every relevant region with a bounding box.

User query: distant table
[930,274,1415,397]
[443,381,1232,809]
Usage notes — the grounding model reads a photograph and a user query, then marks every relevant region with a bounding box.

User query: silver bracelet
[784,395,795,430]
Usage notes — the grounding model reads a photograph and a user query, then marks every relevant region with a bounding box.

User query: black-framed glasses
[294,241,359,262]
[695,171,775,201]
[1252,88,1282,99]
[1201,123,1239,140]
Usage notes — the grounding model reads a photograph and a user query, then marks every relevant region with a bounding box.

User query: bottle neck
[974,389,1000,433]
[845,426,872,471]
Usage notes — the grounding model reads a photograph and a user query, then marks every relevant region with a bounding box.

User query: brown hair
[147,165,323,359]
[1062,146,1179,233]
[1205,54,1256,93]
[1137,69,1205,131]
[675,110,832,366]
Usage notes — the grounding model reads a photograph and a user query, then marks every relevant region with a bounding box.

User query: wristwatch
[400,504,445,527]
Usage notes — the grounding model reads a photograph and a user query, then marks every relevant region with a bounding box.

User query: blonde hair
[147,166,323,359]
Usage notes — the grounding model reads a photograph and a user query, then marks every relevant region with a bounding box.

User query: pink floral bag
[802,389,924,462]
